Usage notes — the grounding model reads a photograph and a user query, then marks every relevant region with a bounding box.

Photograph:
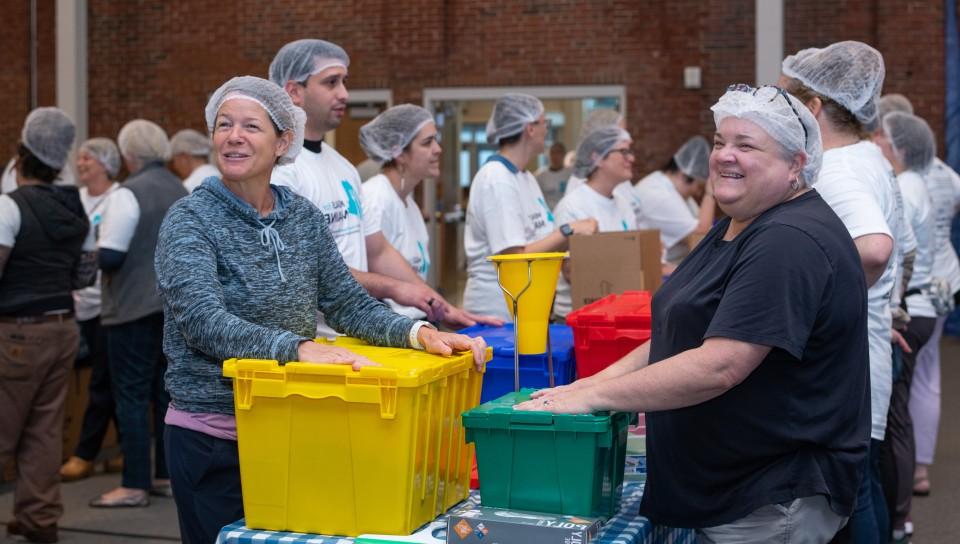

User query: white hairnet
[268,39,350,86]
[170,129,213,157]
[118,119,171,164]
[711,86,823,185]
[882,112,935,174]
[673,136,711,180]
[486,93,544,145]
[21,107,76,170]
[79,137,121,178]
[781,41,886,132]
[573,126,631,179]
[579,109,623,139]
[878,93,914,120]
[359,104,434,163]
[205,76,306,165]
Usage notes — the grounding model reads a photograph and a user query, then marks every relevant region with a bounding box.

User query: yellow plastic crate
[222,338,489,537]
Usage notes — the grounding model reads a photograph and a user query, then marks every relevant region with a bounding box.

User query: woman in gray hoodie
[154,76,486,544]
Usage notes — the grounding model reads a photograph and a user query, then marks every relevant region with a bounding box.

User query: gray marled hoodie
[155,176,415,415]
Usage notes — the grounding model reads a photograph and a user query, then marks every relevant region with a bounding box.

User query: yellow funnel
[487,252,567,355]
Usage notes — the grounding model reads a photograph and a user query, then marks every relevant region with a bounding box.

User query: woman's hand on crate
[297,341,379,370]
[529,380,588,400]
[418,328,488,371]
[514,386,595,414]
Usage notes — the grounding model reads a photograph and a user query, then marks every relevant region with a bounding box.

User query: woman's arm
[313,212,416,348]
[155,208,307,363]
[519,337,768,413]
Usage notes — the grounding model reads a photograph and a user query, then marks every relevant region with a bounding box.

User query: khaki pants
[698,495,847,544]
[0,317,79,531]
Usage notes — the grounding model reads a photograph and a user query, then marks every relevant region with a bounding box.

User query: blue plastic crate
[459,324,576,402]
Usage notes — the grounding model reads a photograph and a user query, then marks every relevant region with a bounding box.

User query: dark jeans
[73,316,117,461]
[835,438,888,543]
[106,312,169,490]
[881,315,936,530]
[165,425,244,544]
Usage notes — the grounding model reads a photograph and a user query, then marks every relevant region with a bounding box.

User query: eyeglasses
[726,83,809,148]
[607,148,635,158]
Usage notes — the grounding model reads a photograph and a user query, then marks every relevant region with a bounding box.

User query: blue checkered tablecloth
[215,480,695,544]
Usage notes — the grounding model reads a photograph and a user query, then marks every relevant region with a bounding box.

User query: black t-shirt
[638,190,870,528]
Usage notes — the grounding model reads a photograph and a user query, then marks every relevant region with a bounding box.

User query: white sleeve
[97,188,140,252]
[640,189,697,248]
[815,173,892,241]
[0,194,21,247]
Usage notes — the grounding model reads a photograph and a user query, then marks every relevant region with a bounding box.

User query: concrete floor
[3,337,960,543]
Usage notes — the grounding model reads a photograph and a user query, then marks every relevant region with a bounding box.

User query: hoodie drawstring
[258,219,287,282]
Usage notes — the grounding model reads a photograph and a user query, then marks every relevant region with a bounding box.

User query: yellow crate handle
[224,359,400,419]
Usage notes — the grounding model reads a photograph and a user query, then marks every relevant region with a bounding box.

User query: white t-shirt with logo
[633,170,698,264]
[926,159,960,293]
[815,140,901,440]
[183,163,220,194]
[362,174,430,319]
[552,183,637,318]
[464,158,557,320]
[272,143,380,338]
[73,183,119,321]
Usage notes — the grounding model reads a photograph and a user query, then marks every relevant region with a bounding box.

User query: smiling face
[76,150,109,185]
[593,139,635,182]
[397,122,442,181]
[710,117,803,222]
[212,98,291,185]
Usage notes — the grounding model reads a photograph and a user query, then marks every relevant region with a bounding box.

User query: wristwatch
[559,223,574,237]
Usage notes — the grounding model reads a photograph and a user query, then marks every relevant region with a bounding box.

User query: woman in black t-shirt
[517,86,871,542]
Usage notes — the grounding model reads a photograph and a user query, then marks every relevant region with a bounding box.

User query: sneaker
[59,456,94,482]
[7,520,59,543]
[905,518,914,536]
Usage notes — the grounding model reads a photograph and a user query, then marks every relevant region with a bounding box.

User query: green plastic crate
[461,389,634,518]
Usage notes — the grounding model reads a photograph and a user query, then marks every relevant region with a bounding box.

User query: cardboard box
[569,230,661,310]
[446,503,602,544]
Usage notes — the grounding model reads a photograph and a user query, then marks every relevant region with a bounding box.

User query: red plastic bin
[566,291,653,379]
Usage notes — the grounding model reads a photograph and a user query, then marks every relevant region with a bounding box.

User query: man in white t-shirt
[534,142,572,210]
[269,39,478,337]
[552,126,638,318]
[169,129,220,193]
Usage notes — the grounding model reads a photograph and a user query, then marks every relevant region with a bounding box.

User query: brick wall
[0,0,951,172]
[0,0,56,160]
